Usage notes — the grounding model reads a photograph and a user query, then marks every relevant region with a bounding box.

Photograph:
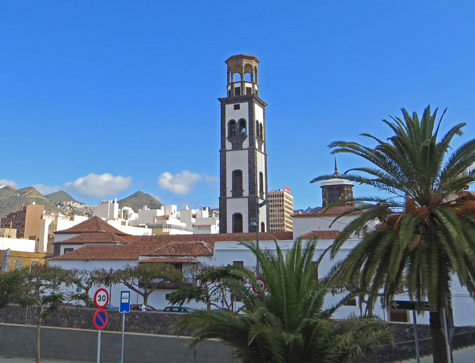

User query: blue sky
[1,1,474,210]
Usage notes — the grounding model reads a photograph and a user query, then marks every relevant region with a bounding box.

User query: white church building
[49,54,475,327]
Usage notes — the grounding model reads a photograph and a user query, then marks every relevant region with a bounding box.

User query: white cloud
[0,179,17,187]
[34,184,62,195]
[157,170,203,194]
[64,173,132,198]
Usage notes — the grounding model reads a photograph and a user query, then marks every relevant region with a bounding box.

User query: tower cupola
[225,54,260,98]
[321,160,354,207]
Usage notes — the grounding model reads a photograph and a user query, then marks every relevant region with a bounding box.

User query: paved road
[404,345,475,362]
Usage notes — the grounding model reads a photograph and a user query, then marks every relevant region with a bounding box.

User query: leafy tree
[0,270,22,308]
[176,239,391,363]
[0,265,70,363]
[311,106,475,363]
[115,263,183,305]
[168,265,245,311]
[68,268,108,306]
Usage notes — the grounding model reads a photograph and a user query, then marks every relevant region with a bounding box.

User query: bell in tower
[219,54,268,233]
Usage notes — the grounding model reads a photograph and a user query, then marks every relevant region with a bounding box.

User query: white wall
[136,206,164,225]
[49,238,475,325]
[94,200,119,220]
[0,237,36,252]
[106,220,152,236]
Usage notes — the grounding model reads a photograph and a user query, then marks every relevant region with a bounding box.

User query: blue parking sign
[120,291,130,313]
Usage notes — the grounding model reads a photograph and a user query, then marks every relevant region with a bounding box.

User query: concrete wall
[0,323,237,363]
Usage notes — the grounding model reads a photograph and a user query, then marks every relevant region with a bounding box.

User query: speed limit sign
[94,288,109,309]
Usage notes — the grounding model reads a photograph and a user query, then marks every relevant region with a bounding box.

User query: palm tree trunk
[429,309,450,363]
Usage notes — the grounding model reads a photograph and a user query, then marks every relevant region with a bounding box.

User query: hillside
[45,191,78,203]
[118,191,163,212]
[0,186,60,218]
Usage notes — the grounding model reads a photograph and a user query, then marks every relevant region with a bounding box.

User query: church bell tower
[219,54,268,233]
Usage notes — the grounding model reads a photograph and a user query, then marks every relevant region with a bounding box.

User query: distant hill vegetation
[0,186,60,218]
[45,191,78,203]
[118,191,163,212]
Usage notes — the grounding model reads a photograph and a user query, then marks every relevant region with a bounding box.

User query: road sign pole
[442,308,452,363]
[97,330,101,363]
[412,310,420,363]
[121,313,125,363]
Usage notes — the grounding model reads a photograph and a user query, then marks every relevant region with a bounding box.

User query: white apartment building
[94,199,119,220]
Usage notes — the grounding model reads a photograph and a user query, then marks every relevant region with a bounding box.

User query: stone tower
[219,54,268,233]
[321,160,354,207]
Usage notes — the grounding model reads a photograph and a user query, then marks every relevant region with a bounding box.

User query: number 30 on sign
[94,288,109,309]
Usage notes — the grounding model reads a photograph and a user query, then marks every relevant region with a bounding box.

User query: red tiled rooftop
[131,231,293,246]
[139,257,199,264]
[300,230,340,240]
[53,232,130,245]
[49,244,158,261]
[54,216,131,236]
[293,206,363,217]
[143,241,213,257]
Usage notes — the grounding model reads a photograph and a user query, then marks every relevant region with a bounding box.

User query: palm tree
[175,239,391,363]
[311,106,475,363]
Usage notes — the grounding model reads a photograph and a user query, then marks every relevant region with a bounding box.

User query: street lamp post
[250,200,268,277]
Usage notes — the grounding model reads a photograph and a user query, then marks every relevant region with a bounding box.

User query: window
[228,120,236,137]
[232,170,243,197]
[235,87,241,96]
[259,172,264,197]
[15,260,23,270]
[232,213,243,233]
[260,222,265,233]
[256,121,260,137]
[260,123,263,139]
[239,119,247,135]
[343,298,357,306]
[233,261,244,267]
[389,310,409,322]
[246,87,252,95]
[64,248,74,254]
[234,104,240,110]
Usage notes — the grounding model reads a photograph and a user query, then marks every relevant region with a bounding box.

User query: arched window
[228,120,236,137]
[232,213,243,233]
[239,119,247,135]
[259,172,264,198]
[256,120,260,137]
[232,169,243,197]
[260,123,263,139]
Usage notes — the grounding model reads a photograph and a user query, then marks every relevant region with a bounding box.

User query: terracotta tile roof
[139,257,199,264]
[143,241,213,257]
[49,231,296,262]
[54,216,131,236]
[293,206,363,217]
[300,230,340,240]
[54,232,130,245]
[131,231,293,246]
[49,244,157,261]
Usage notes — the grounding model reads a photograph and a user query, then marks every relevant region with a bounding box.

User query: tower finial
[333,157,340,177]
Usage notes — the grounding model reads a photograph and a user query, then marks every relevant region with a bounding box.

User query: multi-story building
[268,187,294,232]
[0,203,44,240]
[94,199,119,220]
